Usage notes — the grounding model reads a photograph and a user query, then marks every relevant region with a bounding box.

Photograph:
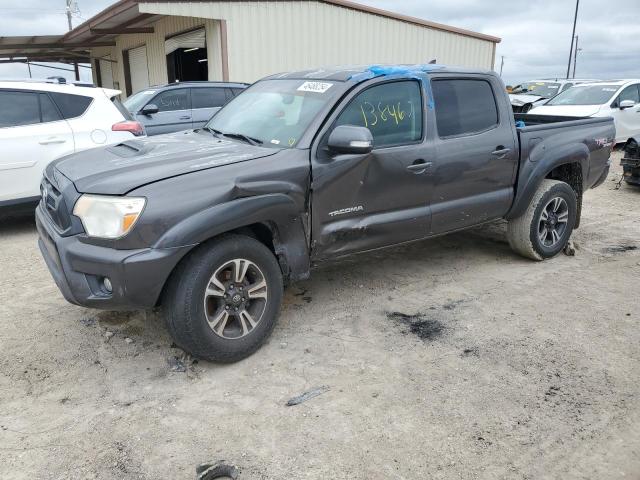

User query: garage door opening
[165,28,207,83]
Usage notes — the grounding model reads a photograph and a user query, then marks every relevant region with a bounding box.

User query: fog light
[103,277,113,293]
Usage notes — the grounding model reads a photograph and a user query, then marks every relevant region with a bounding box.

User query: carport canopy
[0,1,164,70]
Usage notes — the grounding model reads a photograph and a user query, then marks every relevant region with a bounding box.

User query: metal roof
[0,0,500,65]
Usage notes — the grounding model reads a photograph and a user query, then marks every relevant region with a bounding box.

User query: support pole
[566,0,579,79]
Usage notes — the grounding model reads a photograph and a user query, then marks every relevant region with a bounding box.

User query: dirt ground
[1,151,639,480]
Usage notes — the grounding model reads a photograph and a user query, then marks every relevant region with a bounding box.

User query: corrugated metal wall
[138,1,496,83]
[91,15,223,96]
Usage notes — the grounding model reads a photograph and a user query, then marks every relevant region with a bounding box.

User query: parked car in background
[0,80,144,213]
[124,82,248,136]
[529,80,640,144]
[510,79,598,113]
[36,64,614,362]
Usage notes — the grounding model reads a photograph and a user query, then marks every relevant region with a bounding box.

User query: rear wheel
[163,234,283,362]
[507,179,577,261]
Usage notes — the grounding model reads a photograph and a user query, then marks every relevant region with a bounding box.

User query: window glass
[123,89,156,113]
[152,89,190,112]
[207,79,339,148]
[561,83,574,92]
[111,97,134,120]
[191,87,227,109]
[617,85,640,104]
[0,91,40,127]
[335,81,423,147]
[231,88,245,97]
[432,79,498,137]
[40,94,61,123]
[49,92,92,119]
[547,84,620,106]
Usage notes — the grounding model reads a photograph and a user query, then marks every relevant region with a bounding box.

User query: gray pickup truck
[36,64,615,362]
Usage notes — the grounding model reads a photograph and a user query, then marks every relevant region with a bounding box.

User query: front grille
[41,175,71,231]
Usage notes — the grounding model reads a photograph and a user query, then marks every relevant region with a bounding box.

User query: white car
[509,79,598,113]
[0,80,145,212]
[529,80,640,144]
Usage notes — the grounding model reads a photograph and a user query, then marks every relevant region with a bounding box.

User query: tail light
[112,120,145,137]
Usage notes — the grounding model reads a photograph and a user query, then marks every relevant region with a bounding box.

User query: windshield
[206,79,341,148]
[546,84,620,106]
[123,89,158,113]
[512,82,561,98]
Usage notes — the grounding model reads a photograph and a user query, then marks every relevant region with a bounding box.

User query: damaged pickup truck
[36,65,615,362]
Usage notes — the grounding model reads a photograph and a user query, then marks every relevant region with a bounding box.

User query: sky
[0,0,638,85]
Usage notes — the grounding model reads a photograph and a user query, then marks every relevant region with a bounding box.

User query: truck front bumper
[36,205,192,310]
[621,157,640,185]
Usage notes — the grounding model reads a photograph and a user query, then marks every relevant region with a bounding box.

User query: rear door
[0,90,74,203]
[429,76,518,234]
[141,88,192,135]
[190,87,229,128]
[612,83,640,142]
[311,79,434,259]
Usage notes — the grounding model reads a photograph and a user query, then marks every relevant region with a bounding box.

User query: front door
[429,76,518,234]
[138,88,192,136]
[311,79,433,260]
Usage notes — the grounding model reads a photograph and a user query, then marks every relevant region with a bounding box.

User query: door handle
[39,137,66,145]
[491,147,511,158]
[406,159,433,173]
[179,115,191,120]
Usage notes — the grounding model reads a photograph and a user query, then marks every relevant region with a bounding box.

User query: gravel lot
[1,151,639,480]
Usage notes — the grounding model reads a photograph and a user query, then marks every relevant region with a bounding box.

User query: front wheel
[507,179,577,261]
[163,234,283,362]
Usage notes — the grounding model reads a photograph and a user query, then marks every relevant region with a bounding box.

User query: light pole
[65,0,80,80]
[499,55,505,76]
[572,35,581,78]
[566,0,580,79]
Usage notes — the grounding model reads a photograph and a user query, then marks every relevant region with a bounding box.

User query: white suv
[0,80,145,212]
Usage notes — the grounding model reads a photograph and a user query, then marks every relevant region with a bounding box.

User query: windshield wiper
[221,132,263,146]
[201,126,223,136]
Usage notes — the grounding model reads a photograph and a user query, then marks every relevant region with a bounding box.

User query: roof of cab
[265,64,497,83]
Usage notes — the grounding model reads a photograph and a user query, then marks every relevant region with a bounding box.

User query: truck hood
[53,130,279,195]
[509,93,547,105]
[528,104,602,117]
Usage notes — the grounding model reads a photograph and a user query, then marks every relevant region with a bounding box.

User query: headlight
[73,194,146,239]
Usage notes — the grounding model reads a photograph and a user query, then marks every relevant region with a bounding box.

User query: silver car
[124,81,248,136]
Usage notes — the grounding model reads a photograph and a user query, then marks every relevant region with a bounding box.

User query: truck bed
[514,113,611,129]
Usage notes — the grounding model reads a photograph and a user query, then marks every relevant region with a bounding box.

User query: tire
[507,179,577,261]
[163,234,283,363]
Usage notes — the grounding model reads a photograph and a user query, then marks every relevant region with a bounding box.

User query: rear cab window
[334,80,423,148]
[431,78,499,137]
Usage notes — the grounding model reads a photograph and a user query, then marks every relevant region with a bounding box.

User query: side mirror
[619,99,636,110]
[141,104,159,115]
[328,125,373,155]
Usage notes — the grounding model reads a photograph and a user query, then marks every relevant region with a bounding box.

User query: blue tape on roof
[347,64,445,82]
[348,64,442,109]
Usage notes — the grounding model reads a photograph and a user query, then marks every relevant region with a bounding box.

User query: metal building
[0,0,500,98]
